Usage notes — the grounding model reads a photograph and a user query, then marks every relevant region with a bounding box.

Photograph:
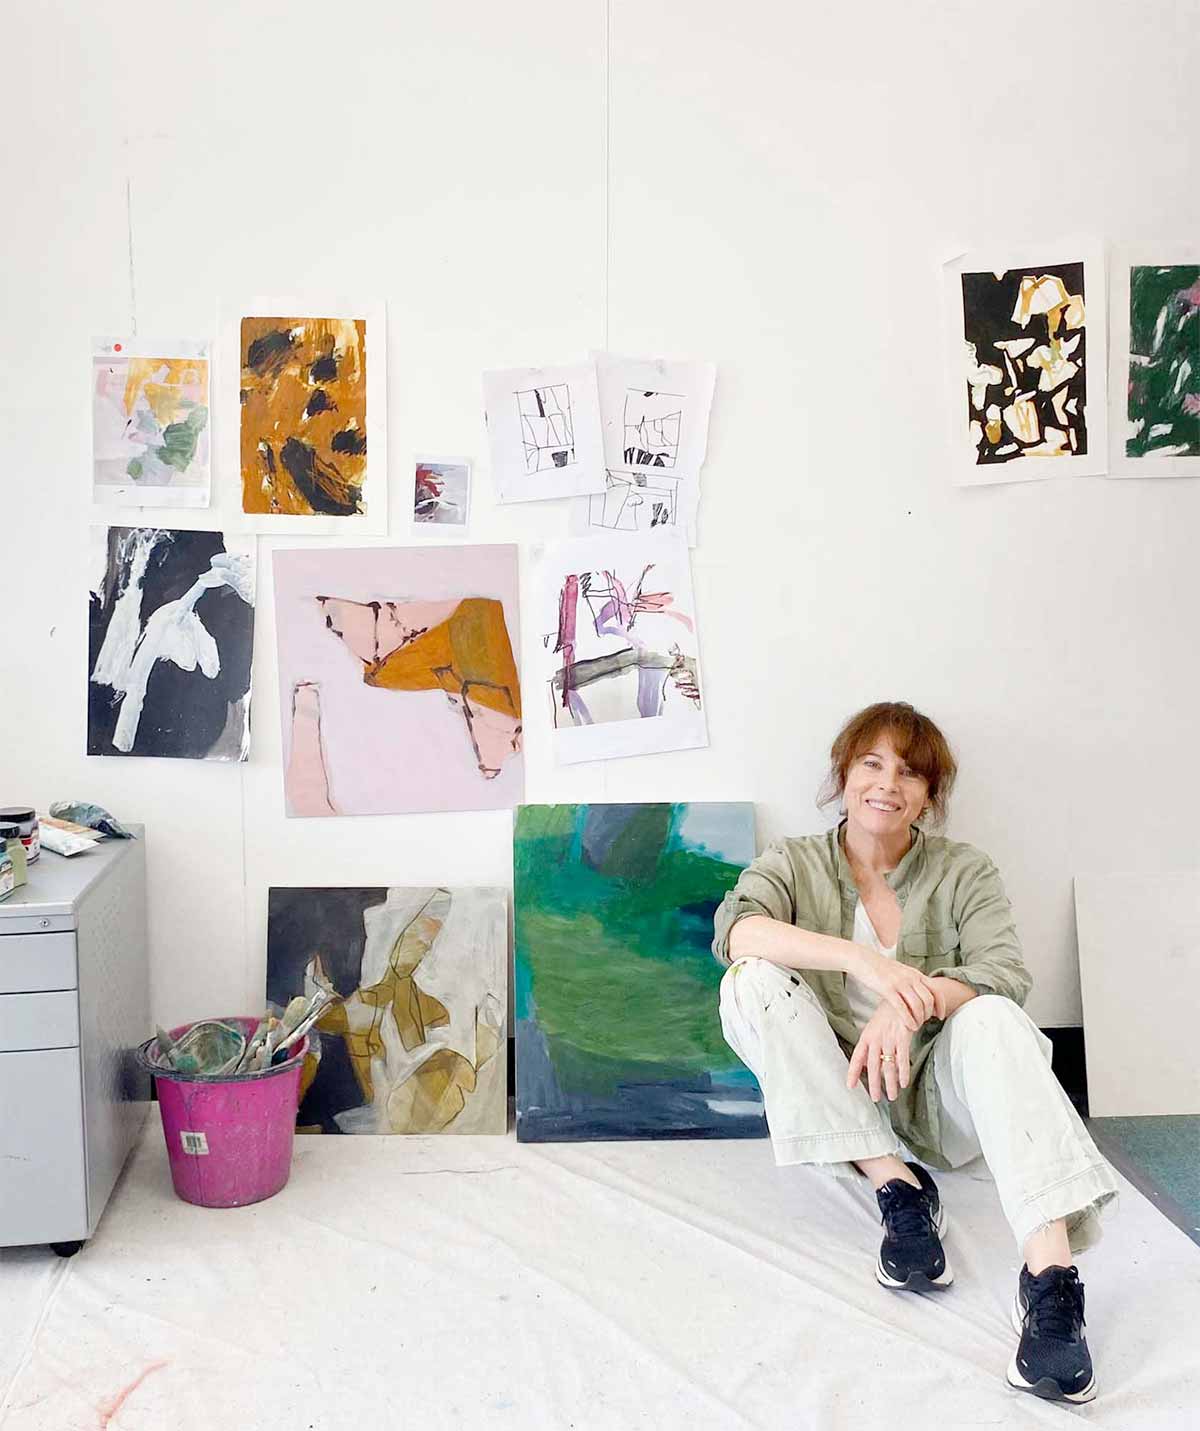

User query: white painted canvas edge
[1107,242,1200,480]
[941,242,1108,487]
[1073,872,1200,1116]
[223,297,388,535]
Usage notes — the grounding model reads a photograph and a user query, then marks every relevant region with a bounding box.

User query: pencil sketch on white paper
[573,468,700,546]
[623,389,683,467]
[482,362,605,504]
[593,353,716,479]
[518,384,576,472]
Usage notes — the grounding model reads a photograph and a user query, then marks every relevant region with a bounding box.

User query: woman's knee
[954,994,1044,1048]
[723,956,820,1013]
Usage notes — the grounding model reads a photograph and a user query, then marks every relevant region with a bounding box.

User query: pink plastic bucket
[140,1017,312,1209]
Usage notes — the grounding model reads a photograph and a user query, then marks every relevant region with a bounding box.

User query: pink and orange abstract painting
[274,545,523,816]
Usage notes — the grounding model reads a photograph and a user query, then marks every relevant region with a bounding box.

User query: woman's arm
[935,852,1033,1006]
[727,914,873,976]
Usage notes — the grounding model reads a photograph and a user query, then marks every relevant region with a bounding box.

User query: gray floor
[1086,1115,1200,1249]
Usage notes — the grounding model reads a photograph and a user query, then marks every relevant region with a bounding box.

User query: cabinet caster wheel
[51,1241,83,1259]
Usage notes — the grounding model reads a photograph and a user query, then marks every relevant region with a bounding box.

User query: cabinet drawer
[0,932,77,994]
[0,991,80,1051]
[0,1048,87,1246]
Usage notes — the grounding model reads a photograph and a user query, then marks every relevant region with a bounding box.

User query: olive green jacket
[711,820,1033,1169]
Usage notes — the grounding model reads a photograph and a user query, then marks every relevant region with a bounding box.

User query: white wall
[2,0,1197,1030]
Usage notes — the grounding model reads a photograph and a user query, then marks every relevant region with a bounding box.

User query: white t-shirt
[844,898,896,1033]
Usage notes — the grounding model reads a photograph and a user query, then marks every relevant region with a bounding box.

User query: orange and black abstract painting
[240,316,368,517]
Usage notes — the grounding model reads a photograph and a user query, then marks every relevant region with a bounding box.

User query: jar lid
[0,808,35,823]
[0,824,19,839]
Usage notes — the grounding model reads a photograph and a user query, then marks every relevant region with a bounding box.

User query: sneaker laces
[879,1183,932,1240]
[1027,1269,1084,1341]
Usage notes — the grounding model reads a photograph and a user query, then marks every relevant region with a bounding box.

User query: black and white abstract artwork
[594,353,717,479]
[482,361,605,504]
[87,526,255,760]
[574,467,700,546]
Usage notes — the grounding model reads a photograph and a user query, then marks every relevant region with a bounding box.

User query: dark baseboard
[1043,1026,1088,1117]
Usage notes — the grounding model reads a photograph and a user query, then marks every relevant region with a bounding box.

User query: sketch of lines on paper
[517,384,576,473]
[544,565,700,729]
[623,389,684,467]
[587,471,679,533]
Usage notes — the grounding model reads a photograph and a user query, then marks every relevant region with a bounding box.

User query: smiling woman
[711,700,1122,1404]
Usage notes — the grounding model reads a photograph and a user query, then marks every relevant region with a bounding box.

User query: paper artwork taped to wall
[592,353,717,479]
[536,530,707,764]
[237,301,387,532]
[482,362,605,504]
[572,468,701,546]
[88,527,254,760]
[514,802,765,1142]
[413,457,471,526]
[1108,244,1200,479]
[942,246,1107,485]
[92,337,210,508]
[268,886,507,1135]
[274,543,523,816]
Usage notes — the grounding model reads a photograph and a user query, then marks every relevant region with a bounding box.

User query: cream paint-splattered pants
[719,956,1121,1257]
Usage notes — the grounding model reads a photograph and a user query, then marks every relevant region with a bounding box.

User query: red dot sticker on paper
[113,343,122,352]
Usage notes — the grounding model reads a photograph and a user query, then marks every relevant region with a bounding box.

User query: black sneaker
[1006,1263,1096,1403]
[874,1160,953,1291]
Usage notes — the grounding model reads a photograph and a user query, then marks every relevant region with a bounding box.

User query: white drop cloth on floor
[1,1113,1197,1429]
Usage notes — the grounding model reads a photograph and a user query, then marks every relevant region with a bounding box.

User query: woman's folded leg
[719,956,905,1179]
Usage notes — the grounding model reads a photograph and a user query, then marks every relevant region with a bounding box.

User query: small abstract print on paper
[268,886,507,1135]
[92,338,210,507]
[961,265,1088,464]
[518,383,575,471]
[240,315,368,517]
[514,802,764,1142]
[88,527,254,760]
[1126,265,1200,458]
[274,544,523,816]
[413,459,470,525]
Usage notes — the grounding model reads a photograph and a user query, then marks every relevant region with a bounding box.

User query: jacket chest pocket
[899,927,960,963]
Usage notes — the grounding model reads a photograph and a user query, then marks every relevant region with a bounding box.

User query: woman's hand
[853,948,941,1030]
[846,1006,915,1104]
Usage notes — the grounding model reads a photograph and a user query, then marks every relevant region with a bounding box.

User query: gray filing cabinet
[0,832,149,1252]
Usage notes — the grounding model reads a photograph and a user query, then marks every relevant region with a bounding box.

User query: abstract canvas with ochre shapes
[514,802,766,1142]
[240,316,368,516]
[267,886,507,1135]
[273,543,523,816]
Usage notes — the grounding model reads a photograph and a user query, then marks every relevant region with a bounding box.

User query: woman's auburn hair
[818,701,958,827]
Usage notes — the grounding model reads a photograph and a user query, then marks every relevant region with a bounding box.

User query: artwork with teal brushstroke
[1127,264,1200,458]
[514,802,766,1142]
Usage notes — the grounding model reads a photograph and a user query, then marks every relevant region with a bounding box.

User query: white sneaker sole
[1005,1291,1097,1402]
[875,1200,954,1290]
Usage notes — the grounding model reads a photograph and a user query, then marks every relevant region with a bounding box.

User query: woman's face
[842,732,929,836]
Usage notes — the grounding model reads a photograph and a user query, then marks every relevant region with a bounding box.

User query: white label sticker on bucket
[180,1131,209,1155]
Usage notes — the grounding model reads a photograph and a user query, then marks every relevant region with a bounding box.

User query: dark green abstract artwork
[513,802,766,1143]
[1127,265,1200,458]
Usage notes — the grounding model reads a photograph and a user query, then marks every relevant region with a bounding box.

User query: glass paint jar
[0,808,39,863]
[0,845,13,902]
[0,823,27,889]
